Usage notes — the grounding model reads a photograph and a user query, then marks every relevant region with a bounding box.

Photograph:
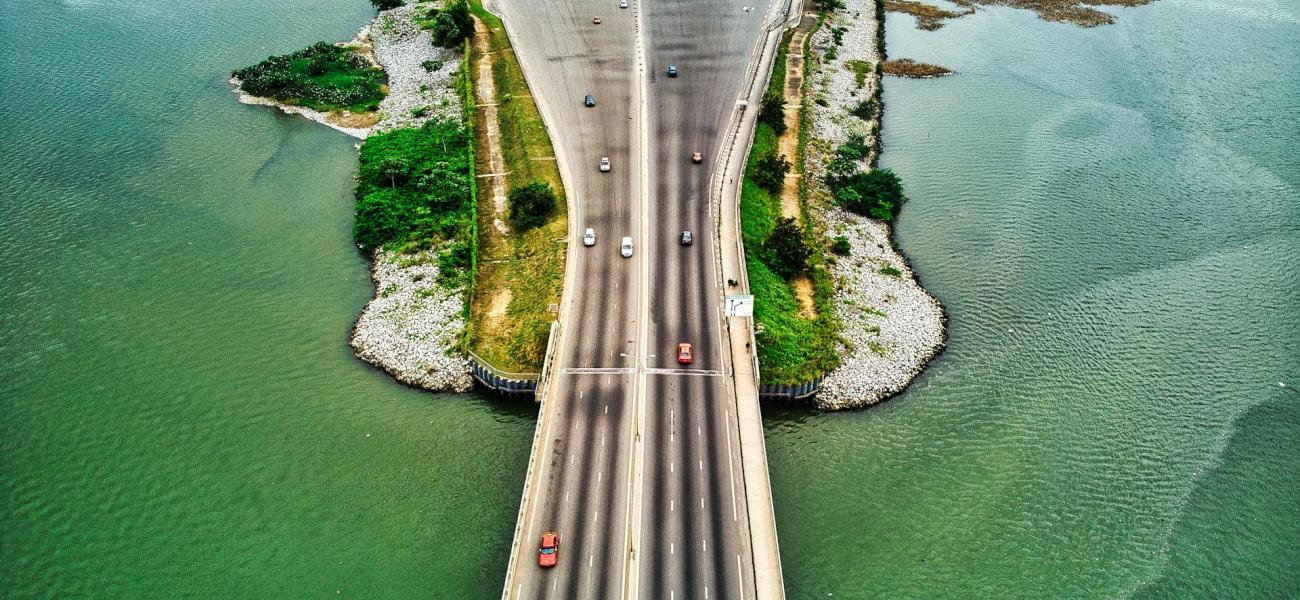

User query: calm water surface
[769,0,1299,598]
[2,0,1297,597]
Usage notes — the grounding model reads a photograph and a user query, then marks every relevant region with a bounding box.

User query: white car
[620,0,628,8]
[599,157,611,172]
[583,228,596,246]
[620,237,633,258]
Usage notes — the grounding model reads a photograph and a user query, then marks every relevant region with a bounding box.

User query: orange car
[538,531,559,568]
[677,343,693,365]
[691,152,703,163]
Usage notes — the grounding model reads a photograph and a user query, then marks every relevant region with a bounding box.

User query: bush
[763,217,811,278]
[437,241,472,282]
[758,91,787,136]
[879,265,902,277]
[849,98,877,121]
[421,59,444,72]
[752,152,791,193]
[508,181,556,231]
[831,236,852,256]
[831,168,907,222]
[428,0,473,48]
[370,0,402,9]
[411,106,429,118]
[353,119,473,250]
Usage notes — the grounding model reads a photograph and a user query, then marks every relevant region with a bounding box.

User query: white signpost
[726,294,754,317]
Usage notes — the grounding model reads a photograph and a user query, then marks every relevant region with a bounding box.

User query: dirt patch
[487,288,512,317]
[793,274,817,319]
[329,110,383,128]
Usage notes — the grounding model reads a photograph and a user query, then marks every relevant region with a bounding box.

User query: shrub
[831,236,852,256]
[763,217,812,278]
[751,152,791,193]
[353,119,473,250]
[879,265,902,277]
[437,241,472,282]
[421,59,444,72]
[849,98,877,121]
[428,0,473,47]
[411,106,429,118]
[758,90,787,135]
[508,181,557,231]
[831,168,907,222]
[370,0,402,9]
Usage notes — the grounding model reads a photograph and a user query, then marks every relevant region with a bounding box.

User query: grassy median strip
[464,1,567,374]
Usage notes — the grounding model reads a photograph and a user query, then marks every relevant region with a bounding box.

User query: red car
[538,531,559,568]
[691,152,703,163]
[677,343,693,365]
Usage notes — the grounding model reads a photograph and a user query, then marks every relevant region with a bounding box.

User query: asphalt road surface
[496,1,772,597]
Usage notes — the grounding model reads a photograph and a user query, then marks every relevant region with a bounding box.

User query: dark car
[666,65,678,77]
[584,94,596,107]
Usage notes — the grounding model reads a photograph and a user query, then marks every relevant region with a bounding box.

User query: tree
[508,181,556,230]
[758,90,787,135]
[416,161,471,211]
[429,0,473,47]
[763,217,811,278]
[370,0,403,10]
[378,157,411,188]
[751,152,790,193]
[354,188,410,250]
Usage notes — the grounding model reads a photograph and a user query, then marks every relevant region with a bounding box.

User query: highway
[494,0,776,598]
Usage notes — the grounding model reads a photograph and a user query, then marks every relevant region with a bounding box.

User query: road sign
[726,294,754,317]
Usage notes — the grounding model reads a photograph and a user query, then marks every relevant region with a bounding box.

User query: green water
[2,0,1297,598]
[768,0,1300,598]
[0,0,531,597]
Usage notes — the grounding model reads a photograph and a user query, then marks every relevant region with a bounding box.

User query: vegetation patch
[884,0,972,30]
[845,60,872,89]
[914,0,1155,27]
[882,58,954,78]
[232,42,386,112]
[465,1,567,373]
[743,22,842,384]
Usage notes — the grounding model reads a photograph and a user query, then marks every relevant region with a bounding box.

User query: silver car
[583,228,596,246]
[621,237,633,258]
[599,157,611,172]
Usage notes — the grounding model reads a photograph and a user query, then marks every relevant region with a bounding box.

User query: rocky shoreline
[807,0,946,410]
[233,4,473,392]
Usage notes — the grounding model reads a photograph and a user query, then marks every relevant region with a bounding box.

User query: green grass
[740,123,841,385]
[845,59,872,89]
[465,1,568,374]
[232,42,385,113]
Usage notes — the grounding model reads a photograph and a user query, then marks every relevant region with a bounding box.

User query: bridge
[491,0,801,597]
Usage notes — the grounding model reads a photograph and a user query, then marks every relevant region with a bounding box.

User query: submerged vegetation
[232,42,386,112]
[882,58,954,78]
[887,0,1154,28]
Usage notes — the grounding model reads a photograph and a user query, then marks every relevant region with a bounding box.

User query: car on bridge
[692,151,703,163]
[584,94,596,107]
[538,531,559,568]
[583,228,596,246]
[680,230,693,245]
[621,237,634,258]
[677,343,693,365]
[666,64,678,77]
[592,16,601,24]
[599,157,611,172]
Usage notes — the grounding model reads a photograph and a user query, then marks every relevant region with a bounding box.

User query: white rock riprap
[805,0,946,410]
[233,3,462,139]
[818,210,944,409]
[351,250,473,393]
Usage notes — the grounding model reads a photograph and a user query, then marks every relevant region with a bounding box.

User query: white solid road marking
[644,368,724,377]
[705,586,710,600]
[699,460,703,471]
[737,554,744,598]
[703,538,707,552]
[670,462,675,473]
[725,411,738,522]
[593,511,599,524]
[553,579,557,592]
[698,426,701,437]
[605,404,609,414]
[565,491,570,503]
[701,496,705,509]
[671,499,675,511]
[598,471,603,482]
[590,554,594,567]
[670,542,674,555]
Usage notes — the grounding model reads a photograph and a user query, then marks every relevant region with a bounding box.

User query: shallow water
[1,0,1297,597]
[768,0,1299,597]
